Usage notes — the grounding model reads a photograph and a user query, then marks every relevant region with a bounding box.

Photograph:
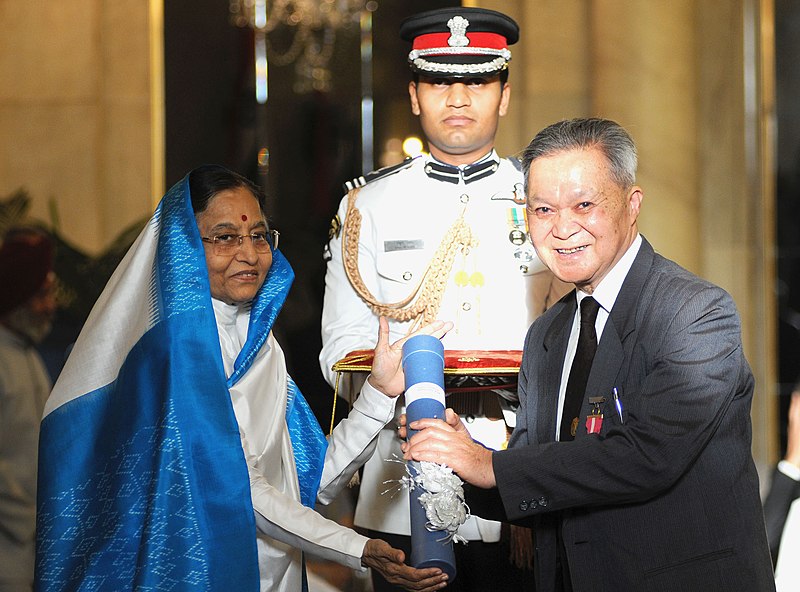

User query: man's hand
[361,538,448,591]
[397,408,465,440]
[367,316,453,397]
[401,408,497,489]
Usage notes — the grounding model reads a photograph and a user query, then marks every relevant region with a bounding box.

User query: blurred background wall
[0,0,790,474]
[0,0,157,251]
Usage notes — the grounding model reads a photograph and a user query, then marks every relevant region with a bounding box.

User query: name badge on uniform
[384,239,424,252]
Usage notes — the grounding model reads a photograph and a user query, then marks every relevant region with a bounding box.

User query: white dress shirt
[555,235,642,439]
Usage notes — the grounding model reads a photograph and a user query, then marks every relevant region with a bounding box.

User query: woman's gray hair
[520,118,638,193]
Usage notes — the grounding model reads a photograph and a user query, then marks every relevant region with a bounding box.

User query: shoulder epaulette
[507,156,523,172]
[343,156,419,192]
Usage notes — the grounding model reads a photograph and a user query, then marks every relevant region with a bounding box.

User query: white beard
[3,305,53,344]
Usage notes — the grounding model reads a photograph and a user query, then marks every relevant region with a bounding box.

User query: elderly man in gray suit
[403,118,775,591]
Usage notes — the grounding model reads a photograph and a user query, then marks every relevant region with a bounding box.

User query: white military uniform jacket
[320,151,555,539]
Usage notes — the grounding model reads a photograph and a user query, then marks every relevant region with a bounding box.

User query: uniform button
[519,501,529,512]
[530,499,539,509]
[425,165,433,174]
[402,271,413,281]
[465,415,475,423]
[491,164,498,172]
[460,194,470,204]
[519,265,529,273]
[461,302,472,311]
[538,496,548,508]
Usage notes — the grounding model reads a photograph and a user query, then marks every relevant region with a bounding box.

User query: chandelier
[229,0,370,99]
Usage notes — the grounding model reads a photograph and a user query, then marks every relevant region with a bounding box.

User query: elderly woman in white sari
[35,165,450,592]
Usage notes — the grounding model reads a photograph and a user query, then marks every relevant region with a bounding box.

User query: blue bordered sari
[35,174,327,591]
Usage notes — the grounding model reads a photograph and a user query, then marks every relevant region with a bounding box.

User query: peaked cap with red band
[399,7,519,77]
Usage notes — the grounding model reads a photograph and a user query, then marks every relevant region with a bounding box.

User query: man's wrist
[482,448,497,488]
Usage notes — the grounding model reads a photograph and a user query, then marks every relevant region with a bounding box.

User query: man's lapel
[584,238,655,412]
[536,294,575,443]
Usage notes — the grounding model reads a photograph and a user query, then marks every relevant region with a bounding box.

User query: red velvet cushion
[332,349,522,376]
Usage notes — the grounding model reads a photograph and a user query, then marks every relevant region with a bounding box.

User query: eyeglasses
[201,229,279,256]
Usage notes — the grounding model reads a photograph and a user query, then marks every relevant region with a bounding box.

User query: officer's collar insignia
[424,153,500,185]
[447,16,470,47]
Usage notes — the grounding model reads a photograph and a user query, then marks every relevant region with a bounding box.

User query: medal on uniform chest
[506,206,536,272]
[514,248,533,262]
[585,396,606,435]
[507,207,527,245]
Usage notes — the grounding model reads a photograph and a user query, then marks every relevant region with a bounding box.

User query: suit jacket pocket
[643,548,739,592]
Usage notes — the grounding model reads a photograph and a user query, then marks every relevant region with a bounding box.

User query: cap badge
[447,16,470,47]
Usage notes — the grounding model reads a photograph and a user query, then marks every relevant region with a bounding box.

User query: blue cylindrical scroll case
[402,334,457,582]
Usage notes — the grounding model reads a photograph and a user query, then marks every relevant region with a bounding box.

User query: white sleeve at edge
[318,379,398,503]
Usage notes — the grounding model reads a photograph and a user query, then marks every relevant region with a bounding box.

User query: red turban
[0,228,54,316]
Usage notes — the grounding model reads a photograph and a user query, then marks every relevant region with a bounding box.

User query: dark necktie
[559,296,601,441]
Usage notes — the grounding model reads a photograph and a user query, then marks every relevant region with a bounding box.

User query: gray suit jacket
[486,238,775,592]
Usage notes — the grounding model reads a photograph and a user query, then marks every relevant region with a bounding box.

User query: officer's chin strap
[341,187,478,330]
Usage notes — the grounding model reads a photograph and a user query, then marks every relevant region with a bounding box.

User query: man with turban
[0,227,57,592]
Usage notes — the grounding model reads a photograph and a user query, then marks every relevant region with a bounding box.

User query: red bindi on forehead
[241,214,248,221]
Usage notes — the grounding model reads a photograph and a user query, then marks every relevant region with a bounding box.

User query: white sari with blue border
[34,175,363,591]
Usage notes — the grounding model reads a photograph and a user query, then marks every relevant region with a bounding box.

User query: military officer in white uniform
[320,7,564,591]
